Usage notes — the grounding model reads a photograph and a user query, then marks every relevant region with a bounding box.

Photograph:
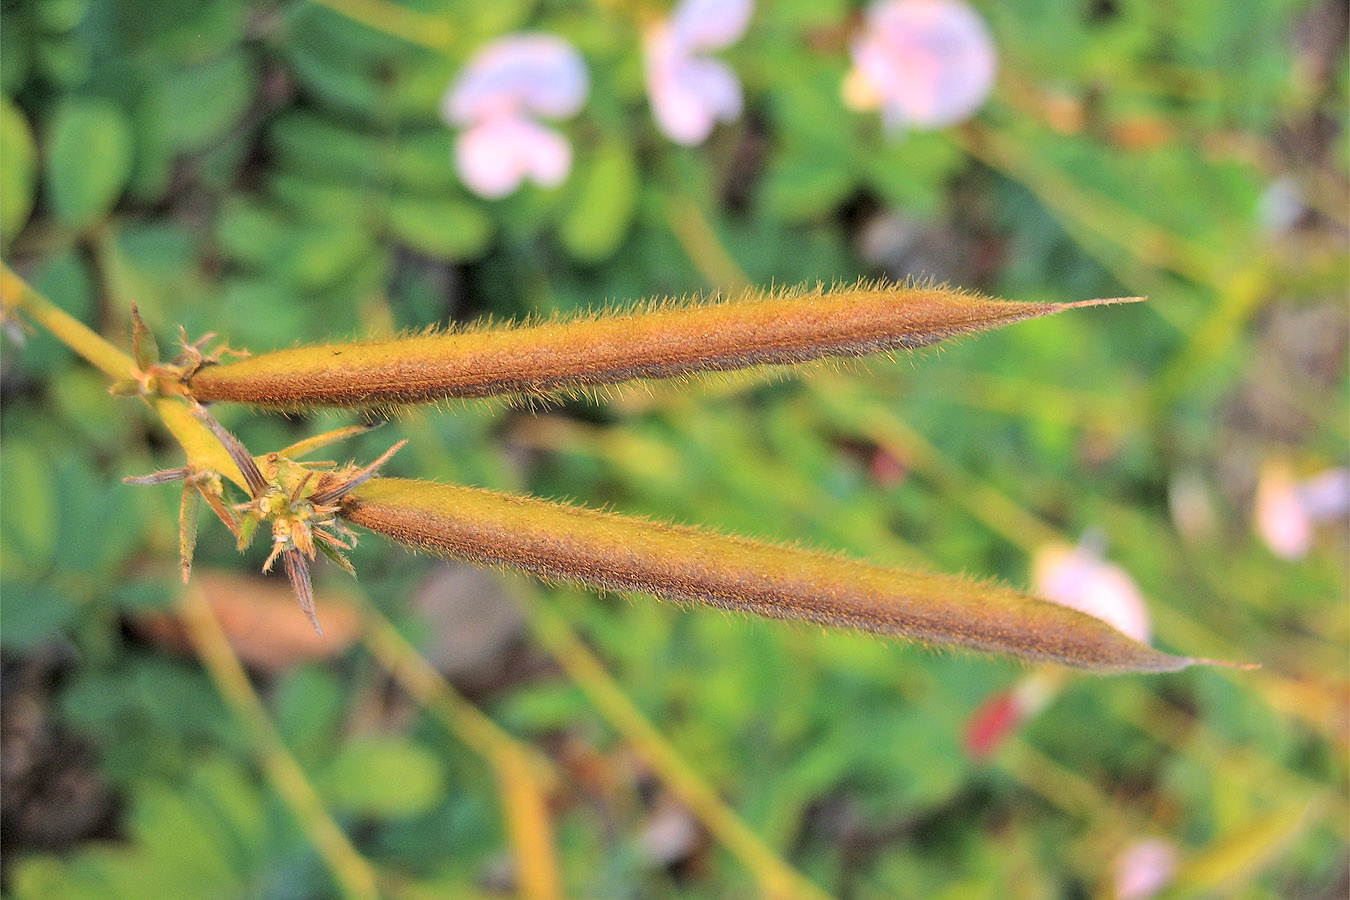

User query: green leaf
[320,736,445,817]
[558,138,639,262]
[0,580,79,651]
[267,171,375,221]
[215,199,291,264]
[34,37,90,87]
[280,5,452,122]
[0,15,32,94]
[36,0,89,33]
[865,133,964,218]
[9,855,106,900]
[157,51,256,153]
[45,97,134,228]
[386,195,493,260]
[274,665,344,765]
[106,579,176,612]
[0,440,59,574]
[1,95,38,245]
[128,782,239,892]
[759,152,855,223]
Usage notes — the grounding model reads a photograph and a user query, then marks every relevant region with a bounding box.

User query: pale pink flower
[441,33,588,198]
[1114,838,1180,900]
[843,0,996,131]
[1254,460,1350,560]
[966,536,1151,761]
[453,116,573,199]
[644,0,754,145]
[1033,537,1151,644]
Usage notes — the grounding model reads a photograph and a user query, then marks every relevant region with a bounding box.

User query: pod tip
[1191,656,1262,671]
[1062,296,1148,309]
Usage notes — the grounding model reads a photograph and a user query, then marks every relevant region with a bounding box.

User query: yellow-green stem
[0,264,248,490]
[1,261,132,379]
[359,603,562,900]
[516,583,838,900]
[177,586,382,900]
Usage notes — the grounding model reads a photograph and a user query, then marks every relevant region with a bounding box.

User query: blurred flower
[1256,175,1307,235]
[963,670,1056,760]
[441,33,588,198]
[843,0,996,131]
[644,0,754,145]
[965,536,1150,760]
[1167,470,1218,544]
[1254,459,1350,560]
[1114,838,1180,900]
[453,116,573,200]
[1032,536,1151,644]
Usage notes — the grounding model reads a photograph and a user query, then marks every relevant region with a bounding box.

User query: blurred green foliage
[1,0,1346,898]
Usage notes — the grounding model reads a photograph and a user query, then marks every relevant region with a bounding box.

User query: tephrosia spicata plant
[1,263,1246,674]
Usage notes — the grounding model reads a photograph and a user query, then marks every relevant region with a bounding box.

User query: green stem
[1,262,248,489]
[516,583,839,900]
[2,261,132,379]
[177,585,383,900]
[358,602,563,900]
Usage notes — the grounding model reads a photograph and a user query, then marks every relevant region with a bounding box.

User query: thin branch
[514,582,838,900]
[359,601,562,900]
[2,264,249,490]
[176,585,382,900]
[1,261,133,379]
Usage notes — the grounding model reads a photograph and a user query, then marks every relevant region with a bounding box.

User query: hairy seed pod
[185,283,1141,410]
[342,478,1204,673]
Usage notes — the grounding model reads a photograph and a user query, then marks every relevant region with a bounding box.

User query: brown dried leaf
[135,571,361,671]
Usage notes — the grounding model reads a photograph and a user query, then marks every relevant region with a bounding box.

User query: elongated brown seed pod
[342,478,1201,673]
[186,283,1141,409]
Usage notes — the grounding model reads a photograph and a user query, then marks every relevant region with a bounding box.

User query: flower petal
[646,26,743,145]
[442,32,589,125]
[1033,540,1151,645]
[670,0,755,52]
[848,0,997,130]
[1114,839,1180,900]
[1254,459,1314,559]
[1297,467,1350,521]
[455,116,573,198]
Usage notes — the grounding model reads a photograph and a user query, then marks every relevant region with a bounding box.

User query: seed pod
[185,283,1141,410]
[342,477,1204,673]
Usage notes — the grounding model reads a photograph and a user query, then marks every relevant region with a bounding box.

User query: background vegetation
[1,1,1346,898]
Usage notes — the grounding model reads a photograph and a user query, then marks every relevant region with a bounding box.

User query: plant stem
[515,583,839,900]
[1,263,249,489]
[359,602,563,900]
[177,585,383,900]
[1,261,132,379]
